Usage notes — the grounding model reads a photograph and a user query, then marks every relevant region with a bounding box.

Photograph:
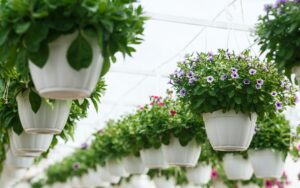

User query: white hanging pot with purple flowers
[123,155,149,174]
[29,32,103,100]
[186,163,212,185]
[153,176,176,188]
[140,147,167,169]
[106,159,129,178]
[223,154,253,180]
[162,136,201,167]
[203,110,257,151]
[169,50,295,152]
[248,149,285,178]
[17,90,71,135]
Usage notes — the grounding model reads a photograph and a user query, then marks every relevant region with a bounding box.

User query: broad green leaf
[100,58,110,76]
[67,33,93,70]
[28,43,49,68]
[13,120,24,135]
[29,90,42,113]
[24,22,49,52]
[14,22,31,34]
[0,28,10,45]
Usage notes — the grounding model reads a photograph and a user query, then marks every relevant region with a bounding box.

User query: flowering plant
[256,0,300,75]
[249,114,291,157]
[135,93,206,150]
[170,49,296,116]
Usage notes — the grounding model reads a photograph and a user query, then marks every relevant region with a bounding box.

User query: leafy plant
[249,113,291,157]
[0,0,146,77]
[256,0,300,76]
[170,49,296,117]
[148,167,188,186]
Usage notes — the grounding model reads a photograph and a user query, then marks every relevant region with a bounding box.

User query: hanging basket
[213,181,228,188]
[202,110,257,151]
[106,160,129,177]
[6,150,34,169]
[123,155,149,174]
[153,177,176,188]
[140,147,167,169]
[248,149,285,178]
[29,32,103,100]
[17,91,71,134]
[96,166,120,184]
[9,130,53,156]
[80,170,110,188]
[186,163,212,185]
[130,175,152,188]
[162,136,201,167]
[223,154,253,180]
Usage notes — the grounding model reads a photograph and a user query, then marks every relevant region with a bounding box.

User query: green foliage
[250,113,291,156]
[256,1,300,75]
[0,0,146,76]
[170,49,296,117]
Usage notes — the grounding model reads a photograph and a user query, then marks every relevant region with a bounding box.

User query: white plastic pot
[130,175,154,188]
[186,163,212,185]
[162,137,201,167]
[81,170,110,187]
[9,130,53,155]
[237,183,260,188]
[96,166,120,184]
[202,110,257,151]
[29,32,103,100]
[153,177,176,188]
[248,149,285,178]
[140,147,167,169]
[181,185,202,188]
[17,91,71,134]
[6,150,34,169]
[106,160,129,177]
[223,154,253,180]
[123,155,149,174]
[292,66,300,85]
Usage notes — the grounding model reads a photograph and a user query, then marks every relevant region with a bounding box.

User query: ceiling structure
[4,0,300,187]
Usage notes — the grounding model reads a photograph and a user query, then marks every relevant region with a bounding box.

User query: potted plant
[161,98,205,167]
[148,168,187,188]
[106,159,129,178]
[248,114,291,178]
[6,149,34,169]
[17,89,71,134]
[256,0,300,82]
[186,142,216,185]
[9,130,53,156]
[170,49,296,151]
[0,0,146,99]
[96,166,120,184]
[222,153,253,180]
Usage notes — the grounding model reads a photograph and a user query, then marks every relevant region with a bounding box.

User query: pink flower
[157,102,164,106]
[265,180,273,188]
[297,144,300,151]
[211,168,218,179]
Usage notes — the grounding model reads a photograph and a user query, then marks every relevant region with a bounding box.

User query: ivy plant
[256,0,300,76]
[0,0,146,77]
[170,49,296,117]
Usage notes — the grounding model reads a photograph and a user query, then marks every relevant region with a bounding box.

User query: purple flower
[179,88,186,97]
[295,95,299,103]
[207,56,213,61]
[275,101,283,110]
[264,4,272,12]
[249,69,257,75]
[280,80,285,87]
[271,91,277,96]
[220,74,227,81]
[256,84,262,90]
[276,0,287,6]
[73,162,80,170]
[208,51,213,56]
[231,73,239,79]
[168,80,173,85]
[81,143,88,150]
[176,70,184,77]
[231,67,238,73]
[207,76,214,83]
[189,77,197,84]
[256,79,264,86]
[243,79,250,85]
[187,71,194,78]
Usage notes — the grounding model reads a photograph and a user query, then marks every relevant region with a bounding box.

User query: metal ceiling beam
[145,12,253,32]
